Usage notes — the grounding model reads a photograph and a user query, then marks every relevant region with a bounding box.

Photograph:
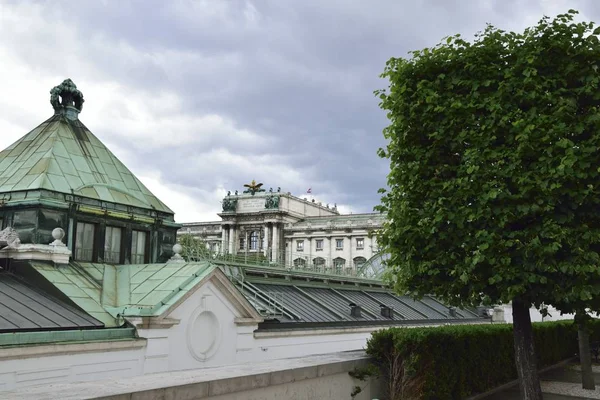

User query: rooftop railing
[179,245,380,279]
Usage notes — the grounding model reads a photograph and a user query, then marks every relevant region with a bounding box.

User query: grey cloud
[4,0,600,220]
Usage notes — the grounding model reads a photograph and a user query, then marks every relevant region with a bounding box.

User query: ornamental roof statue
[50,78,85,118]
[243,179,265,195]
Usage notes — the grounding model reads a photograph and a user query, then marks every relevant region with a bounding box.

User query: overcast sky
[0,0,597,222]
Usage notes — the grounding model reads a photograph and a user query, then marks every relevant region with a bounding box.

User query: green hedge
[365,320,600,400]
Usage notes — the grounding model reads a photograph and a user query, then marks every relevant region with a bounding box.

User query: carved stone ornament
[0,227,21,248]
[50,227,66,247]
[169,244,185,263]
[50,79,85,113]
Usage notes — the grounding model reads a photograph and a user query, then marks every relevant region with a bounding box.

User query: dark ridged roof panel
[252,283,340,323]
[0,273,104,333]
[300,287,368,321]
[367,292,428,320]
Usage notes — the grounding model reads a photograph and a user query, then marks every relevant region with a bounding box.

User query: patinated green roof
[29,260,217,321]
[30,261,117,327]
[0,114,173,214]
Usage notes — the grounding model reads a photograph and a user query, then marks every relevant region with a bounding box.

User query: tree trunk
[512,299,543,400]
[578,317,596,390]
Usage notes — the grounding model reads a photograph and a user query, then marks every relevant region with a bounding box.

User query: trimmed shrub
[366,320,600,400]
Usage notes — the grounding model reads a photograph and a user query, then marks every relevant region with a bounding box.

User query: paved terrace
[481,362,600,400]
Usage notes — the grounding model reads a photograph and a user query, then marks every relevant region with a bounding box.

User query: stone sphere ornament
[169,243,185,263]
[173,244,183,255]
[52,228,65,241]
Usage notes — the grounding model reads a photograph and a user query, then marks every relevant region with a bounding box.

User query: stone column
[307,236,312,267]
[221,225,227,255]
[264,224,270,257]
[272,223,279,263]
[347,235,353,274]
[228,224,235,254]
[244,230,249,257]
[329,235,334,270]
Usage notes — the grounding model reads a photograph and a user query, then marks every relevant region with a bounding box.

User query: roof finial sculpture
[50,79,85,119]
[243,179,265,196]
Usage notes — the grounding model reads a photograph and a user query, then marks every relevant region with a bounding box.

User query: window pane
[104,226,122,264]
[131,230,146,264]
[250,231,258,250]
[75,222,95,261]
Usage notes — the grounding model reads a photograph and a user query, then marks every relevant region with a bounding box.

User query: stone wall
[3,351,382,400]
[0,339,146,392]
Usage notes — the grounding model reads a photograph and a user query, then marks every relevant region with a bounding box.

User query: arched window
[353,256,367,269]
[313,257,326,266]
[293,258,306,267]
[250,231,259,250]
[333,257,346,268]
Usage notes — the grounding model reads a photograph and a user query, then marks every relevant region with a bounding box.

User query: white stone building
[179,184,385,275]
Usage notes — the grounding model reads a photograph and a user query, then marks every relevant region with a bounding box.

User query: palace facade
[179,185,385,274]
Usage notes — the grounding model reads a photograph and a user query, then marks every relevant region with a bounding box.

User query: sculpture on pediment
[243,179,266,196]
[222,196,238,212]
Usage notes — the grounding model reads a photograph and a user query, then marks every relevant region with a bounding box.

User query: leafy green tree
[178,233,211,261]
[376,10,600,399]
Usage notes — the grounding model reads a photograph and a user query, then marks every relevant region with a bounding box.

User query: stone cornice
[0,243,72,264]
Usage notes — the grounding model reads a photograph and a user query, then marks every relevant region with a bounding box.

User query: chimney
[380,305,394,319]
[349,303,362,318]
